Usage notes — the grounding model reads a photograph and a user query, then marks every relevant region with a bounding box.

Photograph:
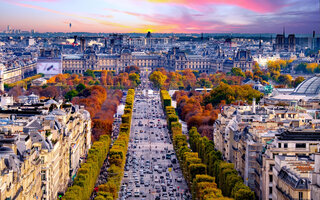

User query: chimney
[252,98,256,114]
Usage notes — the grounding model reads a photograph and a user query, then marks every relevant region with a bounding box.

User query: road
[119,76,191,200]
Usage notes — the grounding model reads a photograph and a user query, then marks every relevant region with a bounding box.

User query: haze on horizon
[0,0,319,34]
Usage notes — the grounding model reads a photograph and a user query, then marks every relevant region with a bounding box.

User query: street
[119,75,191,200]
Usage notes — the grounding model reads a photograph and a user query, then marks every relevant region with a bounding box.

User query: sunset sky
[0,0,319,33]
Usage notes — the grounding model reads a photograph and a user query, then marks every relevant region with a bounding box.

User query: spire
[259,34,262,49]
[283,26,285,37]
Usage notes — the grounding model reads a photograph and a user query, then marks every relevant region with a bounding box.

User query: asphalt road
[119,79,191,200]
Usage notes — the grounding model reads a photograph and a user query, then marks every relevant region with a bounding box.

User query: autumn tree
[125,66,140,74]
[293,76,305,87]
[129,73,140,86]
[150,71,167,88]
[231,67,245,77]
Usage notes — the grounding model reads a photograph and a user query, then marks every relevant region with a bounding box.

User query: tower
[259,35,262,49]
[313,30,316,50]
[80,37,86,53]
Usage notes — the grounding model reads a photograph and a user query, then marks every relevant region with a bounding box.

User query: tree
[65,89,78,101]
[306,63,319,73]
[293,76,305,87]
[278,74,293,86]
[150,71,167,88]
[84,69,96,78]
[125,66,140,74]
[231,68,245,77]
[245,71,253,79]
[197,78,212,88]
[295,63,307,73]
[204,82,235,106]
[76,83,86,92]
[129,73,140,86]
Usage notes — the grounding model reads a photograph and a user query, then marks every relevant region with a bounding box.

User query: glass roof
[293,76,320,95]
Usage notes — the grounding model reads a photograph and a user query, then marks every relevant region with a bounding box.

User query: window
[269,175,273,182]
[269,187,272,194]
[269,164,274,171]
[278,143,281,148]
[41,170,46,181]
[299,192,303,200]
[284,143,288,148]
[41,157,44,164]
[296,143,306,148]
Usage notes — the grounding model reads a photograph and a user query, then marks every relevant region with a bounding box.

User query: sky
[0,0,319,33]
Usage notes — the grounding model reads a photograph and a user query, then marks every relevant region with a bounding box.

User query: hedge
[63,135,111,200]
[189,127,255,200]
[97,89,135,199]
[159,90,254,200]
[7,74,44,89]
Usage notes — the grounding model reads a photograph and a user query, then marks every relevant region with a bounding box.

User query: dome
[293,75,320,96]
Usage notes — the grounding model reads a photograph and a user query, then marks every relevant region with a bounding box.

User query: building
[61,46,254,74]
[311,153,320,200]
[266,75,320,109]
[261,130,320,200]
[274,30,296,52]
[233,50,254,72]
[213,101,319,200]
[273,155,314,200]
[0,96,91,200]
[62,48,164,74]
[166,47,214,73]
[37,48,62,79]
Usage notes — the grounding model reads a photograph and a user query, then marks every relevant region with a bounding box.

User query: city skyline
[0,0,319,34]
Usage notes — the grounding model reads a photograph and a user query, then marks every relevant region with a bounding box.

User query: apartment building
[311,153,320,200]
[0,94,91,200]
[273,155,314,200]
[213,102,319,200]
[261,130,320,200]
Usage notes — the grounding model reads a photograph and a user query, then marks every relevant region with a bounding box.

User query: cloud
[131,7,239,33]
[146,0,289,13]
[7,1,132,30]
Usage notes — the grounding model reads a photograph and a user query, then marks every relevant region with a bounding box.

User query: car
[134,190,140,197]
[177,177,182,182]
[124,173,128,177]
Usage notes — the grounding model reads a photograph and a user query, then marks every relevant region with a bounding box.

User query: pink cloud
[138,11,239,33]
[105,7,239,33]
[7,1,132,30]
[147,0,287,13]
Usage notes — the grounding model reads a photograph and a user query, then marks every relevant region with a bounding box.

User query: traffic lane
[121,95,189,199]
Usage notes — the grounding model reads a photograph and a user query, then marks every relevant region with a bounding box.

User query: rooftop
[276,130,320,141]
[293,75,320,96]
